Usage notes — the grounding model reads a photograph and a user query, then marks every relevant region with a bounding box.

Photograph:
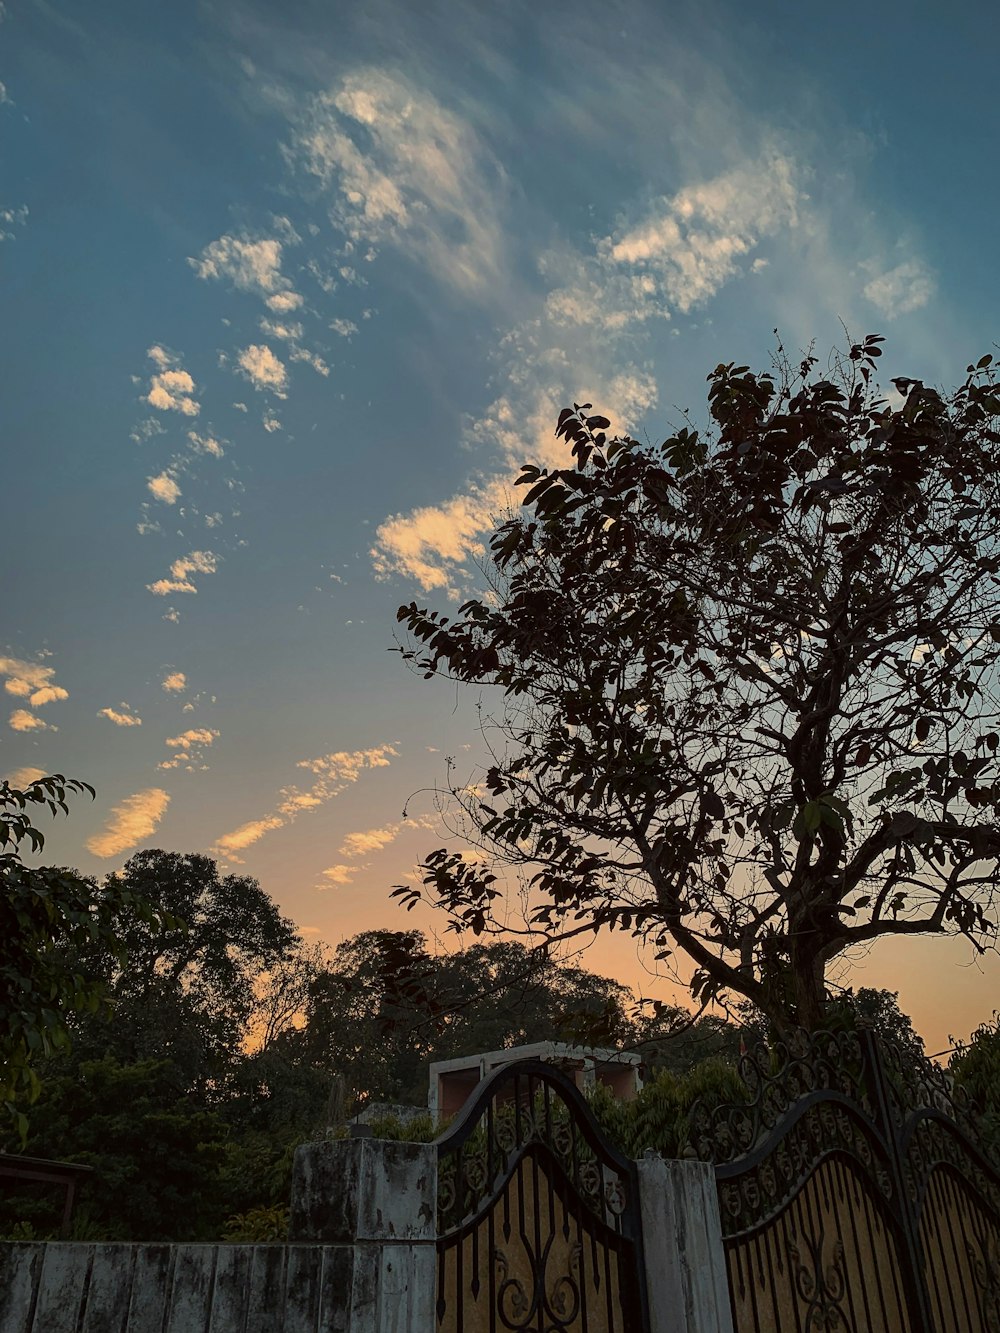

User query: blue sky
[3,0,998,1050]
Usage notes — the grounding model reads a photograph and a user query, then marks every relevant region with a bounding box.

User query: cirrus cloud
[212,743,398,862]
[286,68,508,300]
[86,788,170,859]
[862,258,935,318]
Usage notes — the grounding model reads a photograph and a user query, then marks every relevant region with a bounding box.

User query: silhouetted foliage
[397,337,1000,1031]
[950,1012,1000,1156]
[0,776,167,1137]
[298,929,639,1106]
[68,850,298,1090]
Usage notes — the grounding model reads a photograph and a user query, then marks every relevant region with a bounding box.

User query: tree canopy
[0,776,166,1137]
[298,929,638,1106]
[68,850,299,1088]
[397,336,1000,1031]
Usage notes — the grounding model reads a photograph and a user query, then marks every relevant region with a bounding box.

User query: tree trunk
[790,947,827,1031]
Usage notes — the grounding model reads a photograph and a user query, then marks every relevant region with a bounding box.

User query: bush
[221,1205,289,1242]
[589,1057,746,1158]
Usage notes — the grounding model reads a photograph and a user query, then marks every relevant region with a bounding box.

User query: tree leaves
[396,334,1000,1032]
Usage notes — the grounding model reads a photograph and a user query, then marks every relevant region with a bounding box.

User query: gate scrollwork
[434,1059,648,1333]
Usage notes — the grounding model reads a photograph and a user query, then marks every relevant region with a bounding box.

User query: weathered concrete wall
[289,1138,437,1333]
[638,1153,735,1333]
[0,1242,362,1332]
[0,1140,439,1333]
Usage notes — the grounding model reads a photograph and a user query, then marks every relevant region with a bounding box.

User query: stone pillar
[637,1153,734,1333]
[289,1138,437,1333]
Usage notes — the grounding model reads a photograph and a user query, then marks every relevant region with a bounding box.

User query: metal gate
[434,1059,649,1333]
[687,1028,1000,1332]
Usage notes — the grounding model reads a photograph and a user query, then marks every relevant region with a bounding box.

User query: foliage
[0,776,166,1138]
[68,850,298,1090]
[0,1057,233,1241]
[828,986,925,1057]
[396,338,1000,1031]
[588,1059,747,1159]
[299,929,639,1106]
[221,1204,290,1242]
[0,1220,39,1242]
[362,1111,438,1142]
[634,1004,745,1075]
[949,1012,1000,1156]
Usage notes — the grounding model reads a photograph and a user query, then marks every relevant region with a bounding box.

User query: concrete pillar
[637,1152,734,1333]
[289,1138,437,1333]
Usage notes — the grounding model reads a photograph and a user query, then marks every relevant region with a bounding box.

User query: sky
[3,0,999,1054]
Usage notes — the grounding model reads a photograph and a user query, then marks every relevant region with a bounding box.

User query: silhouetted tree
[397,336,1000,1032]
[69,850,297,1090]
[0,776,166,1137]
[299,930,638,1105]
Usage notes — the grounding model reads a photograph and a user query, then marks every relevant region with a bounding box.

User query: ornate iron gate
[688,1028,1000,1332]
[434,1059,649,1333]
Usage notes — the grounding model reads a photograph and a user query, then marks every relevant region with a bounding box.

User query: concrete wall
[0,1139,438,1333]
[0,1239,437,1333]
[0,1242,358,1332]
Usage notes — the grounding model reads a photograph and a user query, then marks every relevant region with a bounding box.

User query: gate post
[636,1152,734,1333]
[289,1137,437,1331]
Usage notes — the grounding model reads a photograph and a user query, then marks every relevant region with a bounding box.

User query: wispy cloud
[4,766,47,788]
[320,863,362,886]
[213,815,285,858]
[147,549,219,596]
[0,204,27,241]
[598,151,799,315]
[187,429,225,458]
[162,670,187,693]
[98,704,142,727]
[862,258,935,318]
[286,68,508,300]
[212,743,398,861]
[338,820,407,857]
[367,140,805,598]
[87,788,170,859]
[371,361,657,595]
[289,346,330,377]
